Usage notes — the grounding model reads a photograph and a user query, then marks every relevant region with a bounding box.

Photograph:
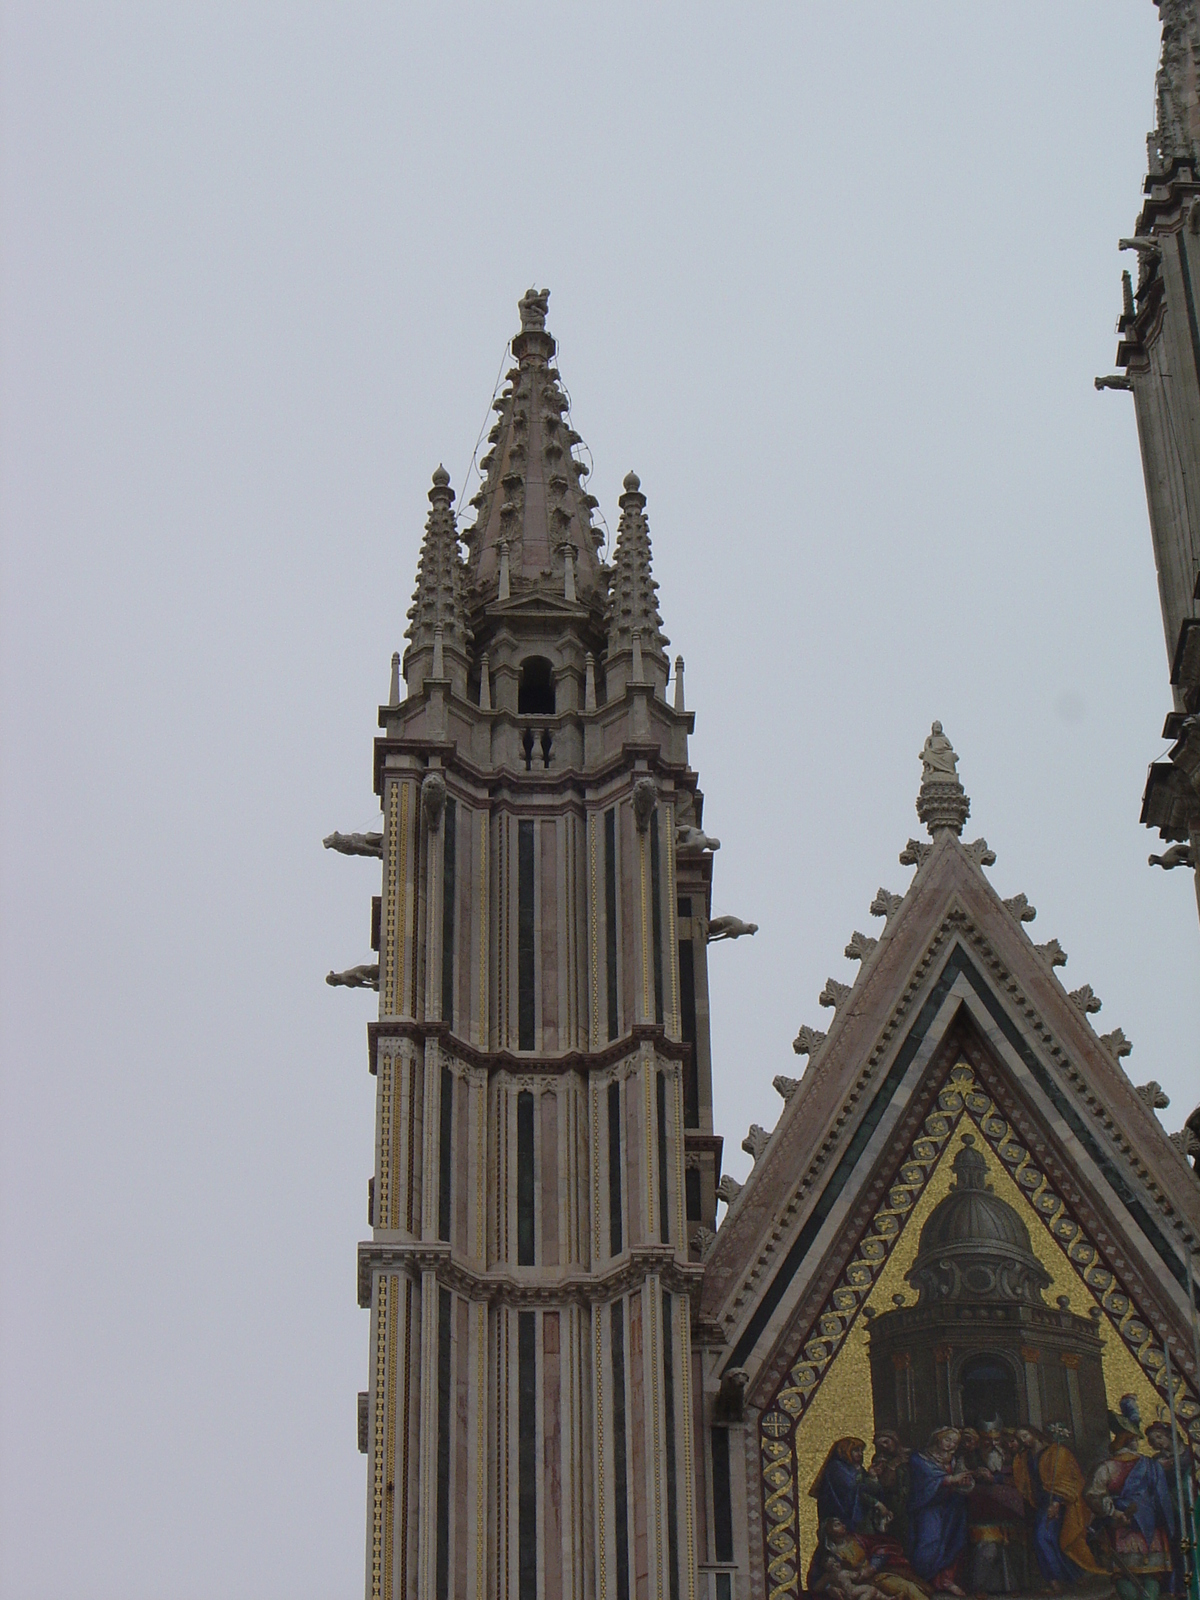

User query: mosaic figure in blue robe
[809,1437,878,1533]
[907,1428,974,1594]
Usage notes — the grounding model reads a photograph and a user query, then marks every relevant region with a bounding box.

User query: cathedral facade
[329,11,1200,1600]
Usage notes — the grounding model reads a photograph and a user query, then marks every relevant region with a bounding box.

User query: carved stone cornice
[374,719,695,797]
[357,1238,705,1309]
[367,1017,688,1077]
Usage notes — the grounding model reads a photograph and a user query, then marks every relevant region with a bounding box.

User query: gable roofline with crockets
[699,727,1200,1398]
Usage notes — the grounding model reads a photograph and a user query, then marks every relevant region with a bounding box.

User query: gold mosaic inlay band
[478,810,488,1048]
[383,782,400,1014]
[649,1282,664,1600]
[639,827,651,1024]
[371,1274,389,1599]
[385,1275,400,1599]
[678,1294,696,1600]
[664,807,679,1039]
[589,812,600,1050]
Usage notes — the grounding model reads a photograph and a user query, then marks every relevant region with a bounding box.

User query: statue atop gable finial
[518,287,549,332]
[919,720,959,782]
[914,719,971,841]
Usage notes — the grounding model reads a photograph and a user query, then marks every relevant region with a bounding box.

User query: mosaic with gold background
[759,1062,1200,1600]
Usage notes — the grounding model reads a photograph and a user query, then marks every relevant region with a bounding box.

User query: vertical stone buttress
[355,292,724,1600]
[1110,0,1200,920]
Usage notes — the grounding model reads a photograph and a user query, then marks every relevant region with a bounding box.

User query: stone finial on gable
[715,1174,742,1204]
[916,721,970,838]
[1069,984,1102,1014]
[773,1074,801,1103]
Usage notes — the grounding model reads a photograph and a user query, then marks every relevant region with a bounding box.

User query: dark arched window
[518,657,555,715]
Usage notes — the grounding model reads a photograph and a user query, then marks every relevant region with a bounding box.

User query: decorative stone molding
[1003,893,1037,922]
[742,1124,771,1162]
[357,1238,702,1310]
[1100,1027,1133,1059]
[1034,938,1068,968]
[773,1074,801,1104]
[819,979,852,1011]
[899,838,933,867]
[694,1226,717,1259]
[792,1025,827,1057]
[716,1174,743,1204]
[963,838,997,866]
[1069,985,1103,1014]
[844,931,877,962]
[1136,1081,1171,1110]
[870,889,903,920]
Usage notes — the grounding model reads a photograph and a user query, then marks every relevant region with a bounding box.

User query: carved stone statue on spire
[518,287,549,331]
[919,721,959,782]
[915,720,970,839]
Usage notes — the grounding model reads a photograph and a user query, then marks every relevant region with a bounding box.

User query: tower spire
[461,289,605,602]
[404,465,470,696]
[605,471,669,696]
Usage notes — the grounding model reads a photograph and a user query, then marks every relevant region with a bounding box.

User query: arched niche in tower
[517,656,555,715]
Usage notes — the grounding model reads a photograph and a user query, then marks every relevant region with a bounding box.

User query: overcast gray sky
[2,4,1196,1597]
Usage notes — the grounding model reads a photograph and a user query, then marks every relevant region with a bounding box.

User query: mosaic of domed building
[752,1066,1198,1600]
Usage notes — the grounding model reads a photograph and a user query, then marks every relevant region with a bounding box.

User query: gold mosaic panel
[759,1060,1200,1600]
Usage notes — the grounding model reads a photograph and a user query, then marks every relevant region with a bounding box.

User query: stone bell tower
[340,290,726,1600]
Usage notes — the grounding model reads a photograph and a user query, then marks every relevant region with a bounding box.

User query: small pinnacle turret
[915,720,970,838]
[462,289,605,604]
[606,471,669,696]
[404,465,471,697]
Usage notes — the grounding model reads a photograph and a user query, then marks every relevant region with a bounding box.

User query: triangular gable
[703,835,1200,1367]
[698,826,1200,1600]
